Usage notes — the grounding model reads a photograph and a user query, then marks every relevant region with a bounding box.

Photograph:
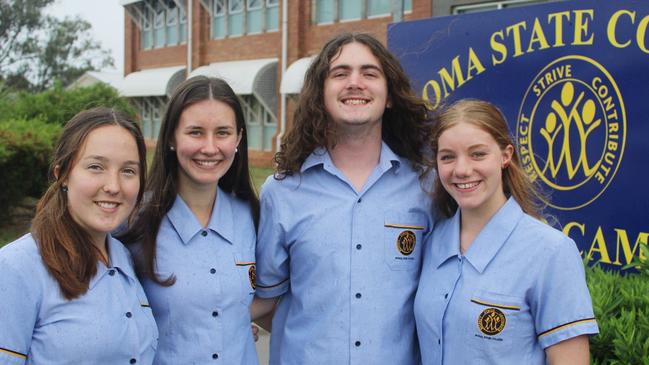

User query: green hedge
[0,119,61,220]
[0,82,135,125]
[588,244,649,364]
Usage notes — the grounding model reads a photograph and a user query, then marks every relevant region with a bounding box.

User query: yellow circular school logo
[478,308,506,336]
[396,230,416,256]
[248,265,256,290]
[517,55,626,210]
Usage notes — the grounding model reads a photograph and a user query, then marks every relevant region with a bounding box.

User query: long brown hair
[274,32,433,177]
[31,107,147,300]
[119,76,260,285]
[430,99,543,219]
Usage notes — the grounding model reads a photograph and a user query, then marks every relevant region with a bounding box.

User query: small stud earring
[235,147,239,153]
[170,146,175,151]
[61,185,68,193]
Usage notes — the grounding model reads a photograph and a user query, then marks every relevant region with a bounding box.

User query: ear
[54,165,61,180]
[502,145,514,169]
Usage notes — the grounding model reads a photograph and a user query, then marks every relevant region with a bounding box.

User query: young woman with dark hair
[0,107,157,364]
[119,76,265,364]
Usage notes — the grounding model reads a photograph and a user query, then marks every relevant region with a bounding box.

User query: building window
[314,0,412,24]
[240,95,277,151]
[453,0,551,14]
[126,0,187,50]
[208,0,279,39]
[134,97,166,140]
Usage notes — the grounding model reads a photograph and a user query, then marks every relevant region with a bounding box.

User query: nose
[200,134,219,155]
[454,155,472,177]
[103,170,121,195]
[346,70,366,90]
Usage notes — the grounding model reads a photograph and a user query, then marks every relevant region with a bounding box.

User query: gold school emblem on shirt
[396,230,416,256]
[248,265,256,290]
[478,308,506,336]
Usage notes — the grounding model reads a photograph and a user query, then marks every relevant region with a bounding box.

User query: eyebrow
[329,64,383,74]
[84,155,140,166]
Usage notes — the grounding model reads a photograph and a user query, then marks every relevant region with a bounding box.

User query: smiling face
[436,121,513,218]
[63,125,141,246]
[173,99,242,192]
[323,42,389,132]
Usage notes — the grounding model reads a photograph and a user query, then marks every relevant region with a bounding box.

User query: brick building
[119,0,548,166]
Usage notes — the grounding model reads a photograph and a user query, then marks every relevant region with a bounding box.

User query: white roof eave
[188,58,278,95]
[120,65,185,98]
[280,56,316,95]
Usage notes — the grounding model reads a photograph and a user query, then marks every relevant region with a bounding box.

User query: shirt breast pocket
[383,212,426,271]
[467,291,532,357]
[234,254,256,306]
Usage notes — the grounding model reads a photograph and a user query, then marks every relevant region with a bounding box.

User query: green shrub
[588,254,649,365]
[1,82,135,125]
[0,119,61,220]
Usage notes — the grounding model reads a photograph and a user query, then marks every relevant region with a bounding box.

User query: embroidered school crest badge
[248,265,256,290]
[478,308,506,336]
[396,230,416,256]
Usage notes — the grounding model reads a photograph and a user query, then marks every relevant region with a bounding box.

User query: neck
[459,194,507,254]
[329,128,382,192]
[178,181,218,228]
[91,234,109,265]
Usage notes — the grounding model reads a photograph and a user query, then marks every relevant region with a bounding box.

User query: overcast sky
[46,0,125,74]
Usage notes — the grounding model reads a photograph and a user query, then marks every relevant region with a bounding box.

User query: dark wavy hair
[274,32,433,177]
[119,76,260,285]
[430,99,544,219]
[32,107,146,299]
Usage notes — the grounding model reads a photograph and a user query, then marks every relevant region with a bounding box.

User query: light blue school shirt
[0,233,158,365]
[256,142,434,365]
[414,198,599,365]
[131,188,258,365]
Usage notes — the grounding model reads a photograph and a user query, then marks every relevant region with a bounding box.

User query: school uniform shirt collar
[89,234,138,289]
[167,187,235,245]
[434,197,524,273]
[300,141,401,174]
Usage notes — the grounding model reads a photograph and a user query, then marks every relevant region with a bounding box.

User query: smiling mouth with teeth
[195,160,219,167]
[95,201,119,209]
[456,182,480,189]
[343,99,369,105]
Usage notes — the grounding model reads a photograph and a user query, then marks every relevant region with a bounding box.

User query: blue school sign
[388,0,648,270]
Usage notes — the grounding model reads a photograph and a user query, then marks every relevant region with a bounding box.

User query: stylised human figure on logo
[540,82,602,180]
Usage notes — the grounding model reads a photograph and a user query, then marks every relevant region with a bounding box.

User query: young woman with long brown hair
[119,76,264,364]
[414,99,599,364]
[0,108,157,364]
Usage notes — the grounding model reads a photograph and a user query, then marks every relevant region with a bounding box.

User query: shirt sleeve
[0,259,39,365]
[255,183,290,298]
[531,236,599,349]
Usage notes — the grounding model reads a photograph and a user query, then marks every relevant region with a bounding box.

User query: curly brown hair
[274,32,433,177]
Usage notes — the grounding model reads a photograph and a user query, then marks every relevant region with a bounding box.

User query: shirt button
[210,268,216,274]
[357,198,362,203]
[212,311,219,317]
[130,359,137,364]
[355,293,361,299]
[444,293,448,299]
[356,244,362,250]
[355,341,361,347]
[125,312,132,318]
[108,269,115,276]
[201,231,208,237]
[438,339,441,345]
[212,353,219,359]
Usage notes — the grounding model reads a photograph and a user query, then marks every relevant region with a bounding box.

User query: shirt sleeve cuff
[538,318,599,349]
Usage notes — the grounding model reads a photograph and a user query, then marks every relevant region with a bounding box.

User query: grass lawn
[0,167,275,248]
